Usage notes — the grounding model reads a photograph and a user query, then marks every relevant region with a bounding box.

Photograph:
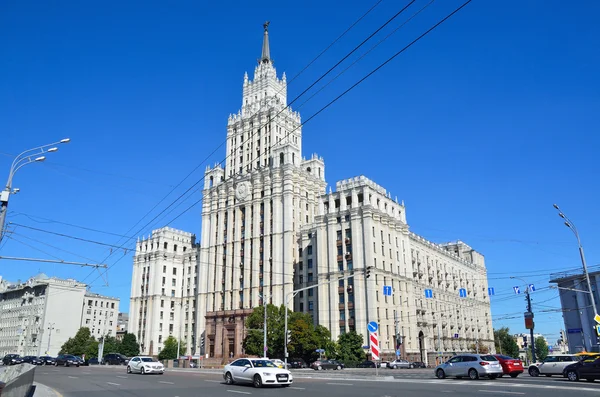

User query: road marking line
[290,387,305,390]
[479,391,525,395]
[159,381,175,384]
[116,376,128,378]
[42,372,49,375]
[106,382,121,386]
[326,382,353,386]
[205,380,221,383]
[226,391,251,395]
[67,376,78,379]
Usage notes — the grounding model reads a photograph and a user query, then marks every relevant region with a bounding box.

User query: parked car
[434,354,503,380]
[39,356,56,365]
[270,359,287,369]
[288,358,307,369]
[2,354,24,365]
[411,361,427,368]
[564,357,600,382]
[127,356,165,375]
[87,358,100,365]
[494,355,524,378]
[387,359,412,369]
[103,353,129,365]
[55,354,80,367]
[356,360,377,368]
[74,356,88,366]
[528,354,580,377]
[22,356,43,365]
[223,358,293,387]
[311,360,345,370]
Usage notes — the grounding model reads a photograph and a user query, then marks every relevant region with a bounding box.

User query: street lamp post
[259,293,270,358]
[47,323,55,355]
[0,138,70,242]
[510,276,536,363]
[553,204,599,321]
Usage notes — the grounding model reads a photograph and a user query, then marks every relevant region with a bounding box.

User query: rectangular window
[308,301,314,311]
[307,246,313,255]
[336,231,342,241]
[308,259,313,268]
[308,273,313,282]
[173,268,177,275]
[172,279,176,287]
[161,300,164,308]
[308,289,313,297]
[344,214,350,222]
[163,265,166,273]
[171,290,176,297]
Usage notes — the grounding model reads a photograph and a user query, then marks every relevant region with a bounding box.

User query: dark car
[311,360,345,370]
[74,356,88,366]
[288,358,307,369]
[55,354,80,367]
[2,354,24,365]
[356,360,377,368]
[22,356,43,365]
[39,356,56,365]
[103,353,129,365]
[411,361,427,369]
[87,358,100,365]
[564,357,600,382]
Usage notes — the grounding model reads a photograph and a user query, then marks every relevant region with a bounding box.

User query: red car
[494,354,524,378]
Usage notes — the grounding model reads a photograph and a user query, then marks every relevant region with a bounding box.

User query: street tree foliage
[158,336,185,360]
[336,331,364,363]
[242,304,364,363]
[468,341,490,354]
[120,333,141,357]
[494,327,520,358]
[59,327,139,359]
[535,336,549,361]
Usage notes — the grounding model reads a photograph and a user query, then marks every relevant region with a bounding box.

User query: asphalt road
[33,365,600,397]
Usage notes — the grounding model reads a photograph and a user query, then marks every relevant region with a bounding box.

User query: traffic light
[286,330,292,345]
[366,266,374,278]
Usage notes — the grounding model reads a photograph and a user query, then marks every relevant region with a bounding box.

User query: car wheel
[141,367,145,375]
[393,366,397,369]
[436,369,446,379]
[54,362,58,367]
[317,365,322,371]
[225,372,234,385]
[336,365,341,370]
[64,362,68,367]
[253,374,263,388]
[468,368,479,380]
[509,373,518,378]
[566,370,579,382]
[529,367,539,377]
[409,365,414,369]
[127,366,131,374]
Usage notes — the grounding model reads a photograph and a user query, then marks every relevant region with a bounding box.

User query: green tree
[60,327,95,356]
[336,331,364,363]
[102,335,121,356]
[494,327,520,358]
[535,337,549,361]
[120,333,140,357]
[158,336,185,360]
[468,341,490,354]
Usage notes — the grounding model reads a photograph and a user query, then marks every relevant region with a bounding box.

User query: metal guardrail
[0,364,36,397]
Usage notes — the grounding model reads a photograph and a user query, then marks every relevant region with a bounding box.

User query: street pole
[284,272,358,367]
[47,323,55,355]
[0,139,70,243]
[263,295,268,358]
[526,287,536,362]
[394,310,399,359]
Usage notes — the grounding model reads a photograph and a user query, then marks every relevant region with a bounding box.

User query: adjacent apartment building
[81,292,120,338]
[129,227,199,356]
[0,273,119,357]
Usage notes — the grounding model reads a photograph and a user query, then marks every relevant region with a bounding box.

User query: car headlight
[262,372,273,376]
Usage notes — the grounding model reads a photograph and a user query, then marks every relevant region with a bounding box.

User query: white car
[528,354,580,377]
[127,356,165,375]
[270,359,288,369]
[223,358,293,388]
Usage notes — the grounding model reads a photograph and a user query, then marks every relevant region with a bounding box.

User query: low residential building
[0,274,91,357]
[550,269,600,353]
[81,292,120,338]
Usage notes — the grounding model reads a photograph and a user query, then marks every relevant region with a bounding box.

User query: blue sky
[1,0,599,346]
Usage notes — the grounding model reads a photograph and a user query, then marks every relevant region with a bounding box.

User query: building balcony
[345,238,351,245]
[345,253,352,261]
[338,303,345,310]
[347,302,354,310]
[337,255,343,262]
[336,240,342,246]
[338,286,344,294]
[339,320,346,327]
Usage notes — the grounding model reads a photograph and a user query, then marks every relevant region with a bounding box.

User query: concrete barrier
[0,364,36,397]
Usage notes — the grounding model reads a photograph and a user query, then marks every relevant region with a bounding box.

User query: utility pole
[263,294,268,358]
[526,287,536,362]
[46,323,55,355]
[394,310,400,359]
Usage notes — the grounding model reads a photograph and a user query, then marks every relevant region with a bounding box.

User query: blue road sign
[528,284,536,292]
[513,286,521,295]
[383,286,392,296]
[424,289,433,299]
[488,287,495,296]
[459,288,467,298]
[454,333,459,338]
[568,328,583,334]
[315,349,325,353]
[368,321,378,333]
[362,345,370,349]
[396,349,401,356]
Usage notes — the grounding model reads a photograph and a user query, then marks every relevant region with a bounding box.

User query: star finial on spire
[261,21,271,64]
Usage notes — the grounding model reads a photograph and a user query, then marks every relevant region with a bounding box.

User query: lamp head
[553,204,560,210]
[47,147,58,153]
[60,138,71,144]
[34,156,46,162]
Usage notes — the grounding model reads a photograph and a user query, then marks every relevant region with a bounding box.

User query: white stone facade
[0,274,110,357]
[81,292,120,338]
[129,227,199,356]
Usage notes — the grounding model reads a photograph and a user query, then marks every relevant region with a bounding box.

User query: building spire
[261,21,271,63]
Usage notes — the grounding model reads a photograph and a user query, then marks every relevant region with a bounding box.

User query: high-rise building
[0,273,119,357]
[129,227,199,356]
[128,23,494,362]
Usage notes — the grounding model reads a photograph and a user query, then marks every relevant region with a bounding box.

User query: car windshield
[480,355,498,361]
[141,358,155,362]
[252,360,277,368]
[497,355,515,360]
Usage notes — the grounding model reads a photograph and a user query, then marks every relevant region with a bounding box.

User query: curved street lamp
[0,138,70,242]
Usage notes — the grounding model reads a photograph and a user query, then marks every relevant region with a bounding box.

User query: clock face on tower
[235,181,251,201]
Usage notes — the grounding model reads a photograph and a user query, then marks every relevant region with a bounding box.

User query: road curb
[33,383,63,397]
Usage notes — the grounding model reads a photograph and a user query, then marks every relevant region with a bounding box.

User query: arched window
[209,176,214,188]
[292,153,295,164]
[280,153,284,165]
[307,167,312,173]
